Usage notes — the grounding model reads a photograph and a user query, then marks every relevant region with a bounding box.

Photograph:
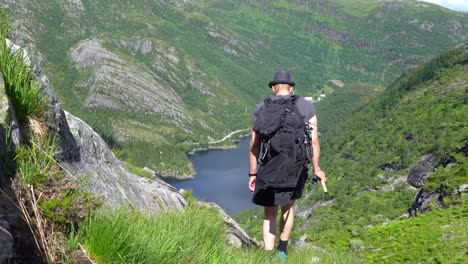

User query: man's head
[268,71,295,95]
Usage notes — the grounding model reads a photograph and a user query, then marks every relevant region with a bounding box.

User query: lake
[168,137,259,215]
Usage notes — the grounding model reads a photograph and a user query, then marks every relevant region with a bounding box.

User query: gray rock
[5,41,187,212]
[409,189,443,216]
[379,163,401,171]
[61,111,187,211]
[407,154,438,188]
[0,73,13,263]
[1,72,42,263]
[206,202,258,248]
[443,19,462,34]
[0,224,13,263]
[409,182,468,217]
[0,72,22,183]
[69,39,185,117]
[294,233,327,253]
[120,39,154,54]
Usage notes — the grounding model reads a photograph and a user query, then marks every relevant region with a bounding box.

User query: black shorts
[252,165,308,207]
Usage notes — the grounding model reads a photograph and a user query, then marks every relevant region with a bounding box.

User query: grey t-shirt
[250,95,316,126]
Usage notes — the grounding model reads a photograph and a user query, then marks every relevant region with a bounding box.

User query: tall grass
[75,205,362,264]
[78,206,237,263]
[15,134,58,186]
[0,23,44,122]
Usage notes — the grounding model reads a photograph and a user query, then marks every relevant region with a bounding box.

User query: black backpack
[253,95,309,189]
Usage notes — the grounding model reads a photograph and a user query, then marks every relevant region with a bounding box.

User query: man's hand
[314,167,326,182]
[248,176,256,192]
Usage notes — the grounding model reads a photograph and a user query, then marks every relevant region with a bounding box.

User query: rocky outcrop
[5,39,188,212]
[409,184,468,217]
[69,39,185,118]
[206,202,258,248]
[407,152,466,216]
[61,111,187,211]
[406,154,437,188]
[409,189,444,216]
[0,73,13,263]
[294,234,326,253]
[1,72,42,263]
[379,163,401,171]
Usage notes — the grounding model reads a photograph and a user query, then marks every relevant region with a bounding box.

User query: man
[248,71,326,260]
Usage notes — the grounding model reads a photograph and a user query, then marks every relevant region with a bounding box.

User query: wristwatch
[249,172,257,177]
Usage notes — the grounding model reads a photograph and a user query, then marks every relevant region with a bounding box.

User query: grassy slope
[361,203,468,263]
[3,0,467,175]
[75,199,363,264]
[236,44,468,263]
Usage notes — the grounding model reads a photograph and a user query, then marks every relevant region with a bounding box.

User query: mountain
[237,43,467,262]
[1,0,466,176]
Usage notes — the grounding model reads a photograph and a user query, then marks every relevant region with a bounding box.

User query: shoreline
[161,130,251,181]
[207,128,250,144]
[188,129,251,155]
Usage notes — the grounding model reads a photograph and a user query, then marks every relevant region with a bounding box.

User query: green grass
[120,160,154,179]
[15,134,58,186]
[74,204,362,264]
[360,203,468,263]
[0,23,45,123]
[237,44,468,261]
[326,0,380,17]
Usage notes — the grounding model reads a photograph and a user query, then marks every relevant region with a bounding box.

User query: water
[168,137,259,215]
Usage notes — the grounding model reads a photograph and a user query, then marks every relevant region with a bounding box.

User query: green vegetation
[0,25,44,122]
[0,17,100,261]
[2,2,467,263]
[236,44,468,263]
[72,203,362,264]
[3,0,466,175]
[326,0,380,17]
[360,203,468,263]
[15,135,58,186]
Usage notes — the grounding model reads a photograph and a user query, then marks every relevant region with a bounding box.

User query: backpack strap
[291,95,302,105]
[264,97,273,105]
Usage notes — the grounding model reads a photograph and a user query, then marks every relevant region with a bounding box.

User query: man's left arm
[309,115,326,181]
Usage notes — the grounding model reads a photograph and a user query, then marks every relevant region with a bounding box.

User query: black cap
[268,71,295,88]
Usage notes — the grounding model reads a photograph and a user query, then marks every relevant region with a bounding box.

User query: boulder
[294,233,326,253]
[206,202,258,248]
[406,154,437,188]
[409,184,468,217]
[408,189,444,216]
[379,163,401,171]
[61,111,187,211]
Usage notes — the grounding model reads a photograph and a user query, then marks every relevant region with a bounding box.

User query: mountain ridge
[1,0,466,176]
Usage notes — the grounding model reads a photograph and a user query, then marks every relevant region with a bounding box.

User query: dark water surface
[168,137,258,215]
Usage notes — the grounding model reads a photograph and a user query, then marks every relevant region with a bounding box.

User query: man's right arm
[248,130,261,192]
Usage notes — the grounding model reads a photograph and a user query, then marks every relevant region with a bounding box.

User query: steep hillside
[1,0,466,175]
[237,43,467,263]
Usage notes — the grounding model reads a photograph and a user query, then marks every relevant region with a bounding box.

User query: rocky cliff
[19,39,188,212]
[0,39,255,262]
[0,40,187,261]
[0,71,43,263]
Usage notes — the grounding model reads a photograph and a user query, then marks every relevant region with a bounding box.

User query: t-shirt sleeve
[297,97,316,123]
[250,102,265,126]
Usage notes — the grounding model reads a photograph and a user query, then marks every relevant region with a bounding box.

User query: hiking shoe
[277,251,287,261]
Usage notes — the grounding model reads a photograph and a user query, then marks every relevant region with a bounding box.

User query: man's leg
[278,200,295,253]
[263,206,278,250]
